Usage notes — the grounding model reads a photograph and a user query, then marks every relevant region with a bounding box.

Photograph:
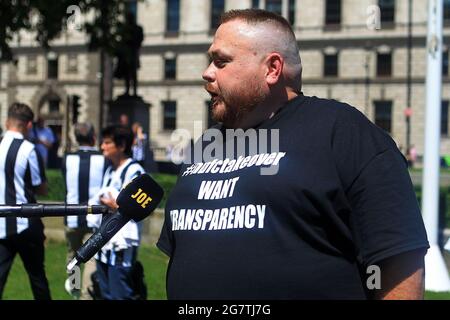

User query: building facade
[0,0,449,164]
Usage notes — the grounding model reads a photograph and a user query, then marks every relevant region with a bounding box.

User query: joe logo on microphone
[130,188,153,209]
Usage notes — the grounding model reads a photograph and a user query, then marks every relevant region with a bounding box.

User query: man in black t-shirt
[157,9,429,300]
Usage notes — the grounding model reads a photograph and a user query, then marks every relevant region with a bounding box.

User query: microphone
[67,173,164,271]
[0,204,111,217]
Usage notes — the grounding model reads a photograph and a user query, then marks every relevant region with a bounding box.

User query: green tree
[0,0,128,61]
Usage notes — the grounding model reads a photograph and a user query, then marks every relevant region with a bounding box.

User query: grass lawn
[2,240,169,300]
[425,291,450,300]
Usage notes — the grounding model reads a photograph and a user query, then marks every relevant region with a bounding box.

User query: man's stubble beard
[210,81,267,128]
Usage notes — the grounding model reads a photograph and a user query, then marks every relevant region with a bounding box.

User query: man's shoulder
[290,95,365,128]
[128,160,145,173]
[305,95,359,113]
[10,139,38,162]
[19,138,36,152]
[305,96,373,126]
[316,97,397,151]
[124,160,145,179]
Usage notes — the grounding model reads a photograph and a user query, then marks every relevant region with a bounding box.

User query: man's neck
[7,127,26,136]
[233,90,299,130]
[111,156,129,169]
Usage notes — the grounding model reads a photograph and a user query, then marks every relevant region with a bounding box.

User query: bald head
[220,9,302,89]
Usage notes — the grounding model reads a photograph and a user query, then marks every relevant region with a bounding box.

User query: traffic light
[72,95,80,124]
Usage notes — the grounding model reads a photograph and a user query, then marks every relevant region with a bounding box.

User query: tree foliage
[0,0,129,61]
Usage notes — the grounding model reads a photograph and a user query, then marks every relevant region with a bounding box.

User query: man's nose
[202,63,215,82]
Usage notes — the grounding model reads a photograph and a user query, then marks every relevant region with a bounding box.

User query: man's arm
[39,139,53,149]
[373,248,426,300]
[27,147,48,197]
[38,128,55,149]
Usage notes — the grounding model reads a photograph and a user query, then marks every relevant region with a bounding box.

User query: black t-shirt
[157,95,429,299]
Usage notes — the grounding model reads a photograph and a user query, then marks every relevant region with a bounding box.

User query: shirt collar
[112,158,133,174]
[4,130,25,140]
[79,146,98,151]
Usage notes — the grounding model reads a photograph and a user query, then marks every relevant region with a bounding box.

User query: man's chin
[210,102,242,127]
[210,103,227,122]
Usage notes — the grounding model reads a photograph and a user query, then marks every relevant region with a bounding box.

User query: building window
[443,50,449,77]
[210,0,225,31]
[163,101,177,130]
[49,99,60,115]
[324,53,338,77]
[164,58,176,80]
[325,0,341,27]
[288,0,296,25]
[445,0,450,23]
[166,0,180,35]
[67,54,78,73]
[374,101,392,133]
[443,101,449,136]
[379,0,395,25]
[127,0,137,20]
[266,0,282,15]
[27,56,37,74]
[252,0,296,24]
[206,101,217,128]
[47,55,58,79]
[377,52,392,77]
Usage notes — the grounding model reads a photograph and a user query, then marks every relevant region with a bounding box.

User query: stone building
[0,0,449,165]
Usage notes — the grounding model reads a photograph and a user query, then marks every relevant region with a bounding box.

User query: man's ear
[26,121,33,130]
[265,53,284,85]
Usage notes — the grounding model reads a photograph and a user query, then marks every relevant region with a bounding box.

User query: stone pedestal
[107,95,152,133]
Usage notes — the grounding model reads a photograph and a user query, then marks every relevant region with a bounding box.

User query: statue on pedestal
[113,13,144,97]
[108,12,150,141]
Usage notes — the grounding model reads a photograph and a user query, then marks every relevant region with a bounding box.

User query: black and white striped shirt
[62,146,106,229]
[0,130,46,238]
[92,159,144,267]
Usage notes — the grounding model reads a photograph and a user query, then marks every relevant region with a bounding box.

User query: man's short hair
[219,9,302,90]
[101,125,134,157]
[7,102,34,124]
[220,9,296,38]
[74,122,95,145]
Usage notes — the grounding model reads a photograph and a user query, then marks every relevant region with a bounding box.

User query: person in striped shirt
[62,122,106,299]
[0,102,51,300]
[89,125,145,300]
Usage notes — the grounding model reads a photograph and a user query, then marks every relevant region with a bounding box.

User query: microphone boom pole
[0,204,111,217]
